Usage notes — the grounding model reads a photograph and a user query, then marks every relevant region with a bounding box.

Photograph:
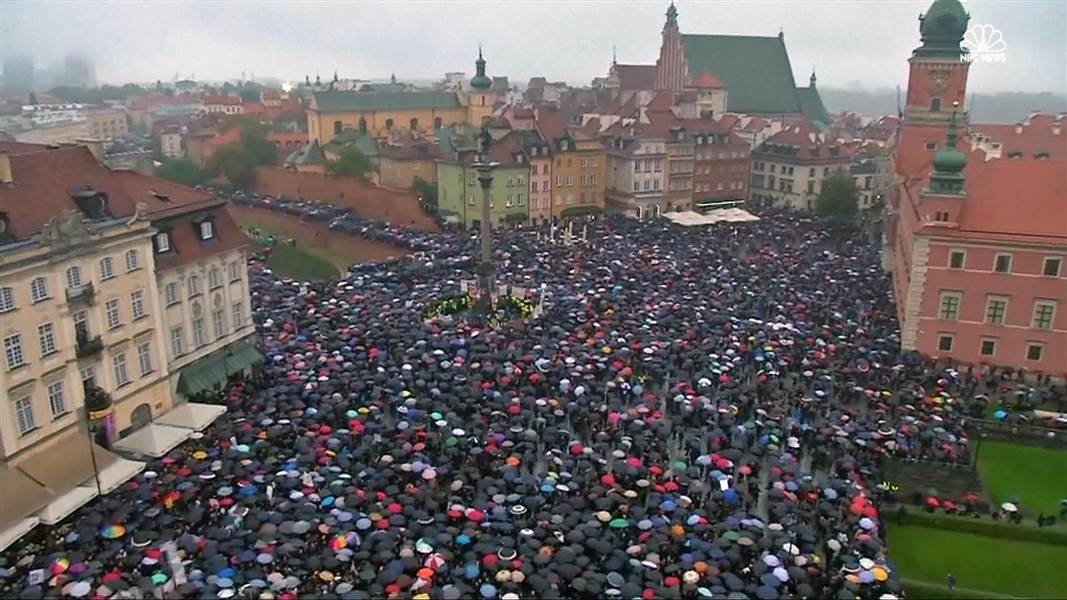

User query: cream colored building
[85,108,129,140]
[0,213,170,463]
[12,120,92,145]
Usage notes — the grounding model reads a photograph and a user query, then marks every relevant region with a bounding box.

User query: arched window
[99,257,114,280]
[930,98,941,112]
[66,266,83,292]
[333,120,343,134]
[385,118,394,130]
[125,249,140,272]
[480,95,486,106]
[433,117,442,129]
[30,276,49,302]
[358,117,367,133]
[410,118,418,131]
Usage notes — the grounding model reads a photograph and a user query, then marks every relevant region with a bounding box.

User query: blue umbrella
[993,410,1008,421]
[479,583,497,598]
[660,499,677,512]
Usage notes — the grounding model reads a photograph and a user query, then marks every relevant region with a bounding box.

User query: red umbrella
[925,496,940,508]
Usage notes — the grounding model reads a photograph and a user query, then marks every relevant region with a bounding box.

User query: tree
[326,147,374,180]
[207,145,256,188]
[413,176,437,208]
[814,171,859,221]
[156,159,207,186]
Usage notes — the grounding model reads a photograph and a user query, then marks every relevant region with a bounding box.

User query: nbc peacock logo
[962,24,1007,63]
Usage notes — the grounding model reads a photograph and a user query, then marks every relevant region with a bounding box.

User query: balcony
[76,331,103,358]
[66,282,96,306]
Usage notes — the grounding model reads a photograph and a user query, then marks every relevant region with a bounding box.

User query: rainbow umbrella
[100,525,126,539]
[329,534,347,551]
[50,558,70,575]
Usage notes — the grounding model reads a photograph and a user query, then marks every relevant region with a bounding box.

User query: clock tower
[904,0,970,124]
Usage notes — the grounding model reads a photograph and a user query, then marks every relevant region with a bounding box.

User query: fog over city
[2,0,1064,93]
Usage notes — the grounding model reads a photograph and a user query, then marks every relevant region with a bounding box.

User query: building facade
[748,122,852,211]
[518,130,553,224]
[435,132,531,227]
[689,120,750,211]
[887,0,1067,374]
[603,125,669,220]
[308,51,496,143]
[85,108,129,140]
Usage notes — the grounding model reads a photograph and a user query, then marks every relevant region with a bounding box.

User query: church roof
[613,64,657,90]
[796,86,831,129]
[284,140,326,167]
[680,34,810,115]
[312,90,460,112]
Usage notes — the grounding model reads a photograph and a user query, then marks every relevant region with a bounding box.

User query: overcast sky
[2,0,1064,93]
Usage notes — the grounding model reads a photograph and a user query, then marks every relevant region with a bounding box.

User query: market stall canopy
[91,455,146,494]
[16,430,117,493]
[176,341,263,396]
[0,466,53,540]
[154,402,227,432]
[35,486,98,525]
[0,516,38,553]
[664,209,761,226]
[112,424,191,458]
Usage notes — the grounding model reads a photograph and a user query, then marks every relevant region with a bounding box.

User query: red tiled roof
[969,114,1067,160]
[717,115,741,130]
[645,91,675,113]
[955,158,1067,239]
[614,64,656,90]
[203,95,242,106]
[757,121,851,160]
[262,90,281,100]
[153,208,247,270]
[0,143,230,241]
[741,116,769,132]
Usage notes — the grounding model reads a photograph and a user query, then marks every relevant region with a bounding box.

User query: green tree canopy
[155,159,206,187]
[815,171,859,221]
[204,121,278,189]
[326,147,374,180]
[413,176,437,208]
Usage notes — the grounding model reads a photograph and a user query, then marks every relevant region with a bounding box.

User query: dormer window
[560,140,569,151]
[193,216,216,241]
[154,231,171,253]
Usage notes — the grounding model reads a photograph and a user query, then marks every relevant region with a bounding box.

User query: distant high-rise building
[1,55,35,94]
[61,53,96,88]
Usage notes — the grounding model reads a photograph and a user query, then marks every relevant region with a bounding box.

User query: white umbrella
[1001,502,1018,513]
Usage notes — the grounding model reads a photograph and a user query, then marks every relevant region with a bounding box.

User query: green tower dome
[915,0,970,58]
[929,109,968,194]
[470,47,492,91]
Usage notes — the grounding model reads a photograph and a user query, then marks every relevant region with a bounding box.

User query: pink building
[887,0,1067,376]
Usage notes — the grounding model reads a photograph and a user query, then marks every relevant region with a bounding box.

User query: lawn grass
[976,441,1067,515]
[245,227,338,281]
[888,524,1067,598]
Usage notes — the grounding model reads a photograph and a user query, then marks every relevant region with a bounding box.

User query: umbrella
[1001,502,1018,513]
[100,525,126,539]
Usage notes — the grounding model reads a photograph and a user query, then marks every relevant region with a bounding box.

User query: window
[106,298,122,329]
[807,181,815,194]
[1043,257,1062,277]
[333,120,343,134]
[517,192,525,206]
[985,297,1007,325]
[808,167,816,177]
[1026,343,1044,362]
[233,302,244,330]
[228,261,241,282]
[154,232,170,253]
[1032,301,1056,330]
[979,339,996,357]
[580,159,587,168]
[505,193,513,208]
[81,366,96,389]
[188,275,202,298]
[937,334,954,352]
[633,181,641,192]
[37,322,56,356]
[930,98,941,112]
[48,381,67,418]
[590,174,597,185]
[198,220,214,240]
[131,290,146,320]
[65,266,83,292]
[948,250,965,269]
[0,287,14,312]
[165,282,180,306]
[409,117,418,131]
[993,254,1012,273]
[580,175,586,186]
[137,342,153,376]
[125,249,140,272]
[5,333,25,369]
[15,396,35,435]
[73,310,89,339]
[925,142,937,151]
[209,267,222,290]
[555,175,562,186]
[213,309,227,338]
[170,326,185,357]
[192,318,207,347]
[938,292,964,320]
[113,353,130,387]
[30,277,49,303]
[99,257,115,280]
[385,118,394,129]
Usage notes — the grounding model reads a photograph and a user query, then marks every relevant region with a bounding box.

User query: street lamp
[473,126,498,316]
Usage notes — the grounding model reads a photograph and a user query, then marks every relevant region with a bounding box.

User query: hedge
[890,507,1067,546]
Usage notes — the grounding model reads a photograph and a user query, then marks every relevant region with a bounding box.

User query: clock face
[929,70,950,93]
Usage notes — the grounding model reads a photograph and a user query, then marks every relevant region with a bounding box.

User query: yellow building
[308,50,496,143]
[378,135,442,189]
[0,142,255,548]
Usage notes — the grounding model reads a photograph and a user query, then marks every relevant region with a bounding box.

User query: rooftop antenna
[612,45,617,65]
[895,85,902,119]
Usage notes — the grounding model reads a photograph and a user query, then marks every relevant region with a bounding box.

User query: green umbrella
[721,531,740,542]
[672,460,687,471]
[151,573,168,585]
[445,437,458,447]
[609,518,629,529]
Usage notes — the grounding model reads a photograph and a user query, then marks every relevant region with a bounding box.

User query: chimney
[1053,123,1062,135]
[0,152,11,184]
[1014,123,1023,134]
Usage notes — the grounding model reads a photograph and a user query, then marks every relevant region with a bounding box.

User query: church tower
[467,47,495,126]
[654,2,686,92]
[904,0,970,124]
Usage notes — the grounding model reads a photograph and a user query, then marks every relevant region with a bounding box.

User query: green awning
[177,341,262,396]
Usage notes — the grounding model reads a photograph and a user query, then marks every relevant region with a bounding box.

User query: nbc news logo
[962,24,1007,63]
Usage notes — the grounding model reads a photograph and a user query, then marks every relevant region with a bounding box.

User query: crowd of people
[2,211,1061,599]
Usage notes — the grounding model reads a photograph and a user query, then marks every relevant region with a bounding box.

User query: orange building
[535,106,607,220]
[886,0,1067,375]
